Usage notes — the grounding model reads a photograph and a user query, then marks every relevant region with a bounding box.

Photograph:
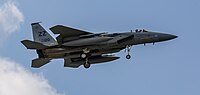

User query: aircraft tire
[126,55,131,59]
[84,62,90,69]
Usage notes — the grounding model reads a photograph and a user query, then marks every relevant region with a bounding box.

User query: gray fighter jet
[21,22,177,69]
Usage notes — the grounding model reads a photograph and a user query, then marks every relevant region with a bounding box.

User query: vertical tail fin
[31,22,57,46]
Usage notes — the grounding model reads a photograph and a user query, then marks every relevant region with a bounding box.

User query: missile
[62,37,113,46]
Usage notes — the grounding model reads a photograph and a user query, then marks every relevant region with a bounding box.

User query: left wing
[50,25,93,44]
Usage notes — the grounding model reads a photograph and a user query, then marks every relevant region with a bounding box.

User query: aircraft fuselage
[21,23,177,69]
[42,31,177,59]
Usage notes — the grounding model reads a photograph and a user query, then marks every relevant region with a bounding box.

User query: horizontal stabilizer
[32,58,51,68]
[21,40,47,49]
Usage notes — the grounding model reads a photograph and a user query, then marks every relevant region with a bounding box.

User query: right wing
[50,25,93,44]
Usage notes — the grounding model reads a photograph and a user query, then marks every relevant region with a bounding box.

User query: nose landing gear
[126,54,131,59]
[125,45,132,59]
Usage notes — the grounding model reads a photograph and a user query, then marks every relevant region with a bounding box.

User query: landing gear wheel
[81,53,87,59]
[84,62,90,69]
[126,54,131,59]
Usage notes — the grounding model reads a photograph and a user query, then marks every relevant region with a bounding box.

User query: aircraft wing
[50,25,92,37]
[50,25,93,44]
[21,40,48,50]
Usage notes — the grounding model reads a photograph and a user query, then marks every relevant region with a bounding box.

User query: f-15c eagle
[21,22,177,69]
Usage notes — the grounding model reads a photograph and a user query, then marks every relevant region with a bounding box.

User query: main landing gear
[80,53,87,59]
[81,48,91,69]
[125,45,132,59]
[80,48,91,59]
[83,58,90,69]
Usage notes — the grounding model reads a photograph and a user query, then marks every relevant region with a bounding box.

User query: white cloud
[0,0,24,44]
[0,57,63,95]
[0,1,64,95]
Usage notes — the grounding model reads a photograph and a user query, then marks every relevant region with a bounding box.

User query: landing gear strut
[125,45,132,59]
[80,48,90,58]
[83,58,90,69]
[81,48,91,69]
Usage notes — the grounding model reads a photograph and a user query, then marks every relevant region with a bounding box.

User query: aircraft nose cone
[158,33,178,41]
[167,34,178,39]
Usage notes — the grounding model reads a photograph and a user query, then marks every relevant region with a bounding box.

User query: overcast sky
[0,0,200,95]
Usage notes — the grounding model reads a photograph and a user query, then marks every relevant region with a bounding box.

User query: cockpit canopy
[135,29,148,33]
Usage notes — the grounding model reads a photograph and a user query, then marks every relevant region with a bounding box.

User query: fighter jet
[21,22,177,69]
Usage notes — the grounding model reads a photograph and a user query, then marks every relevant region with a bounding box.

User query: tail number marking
[39,31,46,37]
[40,38,50,42]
